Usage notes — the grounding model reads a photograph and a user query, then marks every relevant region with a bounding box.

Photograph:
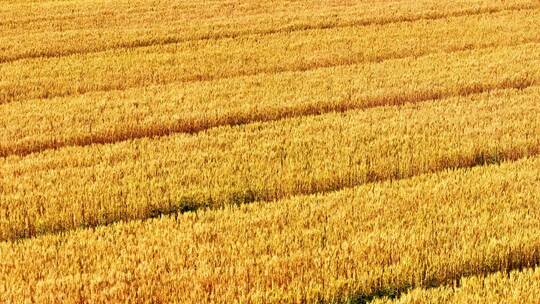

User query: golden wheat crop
[0,0,534,64]
[2,0,540,302]
[1,156,540,303]
[1,86,540,241]
[373,266,540,304]
[1,9,540,104]
[2,41,540,157]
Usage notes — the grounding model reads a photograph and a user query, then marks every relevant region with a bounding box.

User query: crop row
[374,266,540,304]
[1,9,539,103]
[2,41,540,157]
[1,0,535,63]
[1,86,540,241]
[1,155,540,303]
[0,0,378,32]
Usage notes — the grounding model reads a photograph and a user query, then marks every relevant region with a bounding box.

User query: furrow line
[2,37,539,106]
[0,3,536,66]
[1,78,537,159]
[372,266,540,304]
[5,146,540,244]
[352,262,540,303]
[2,86,540,241]
[3,154,540,303]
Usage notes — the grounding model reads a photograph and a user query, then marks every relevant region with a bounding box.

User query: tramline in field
[1,0,540,303]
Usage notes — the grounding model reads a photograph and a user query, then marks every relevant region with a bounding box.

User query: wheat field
[1,0,540,303]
